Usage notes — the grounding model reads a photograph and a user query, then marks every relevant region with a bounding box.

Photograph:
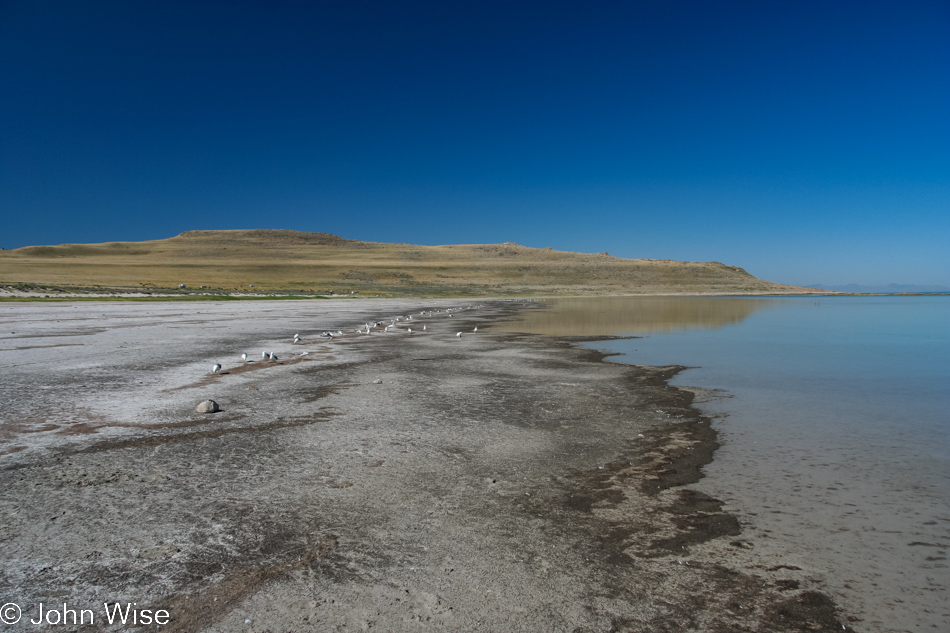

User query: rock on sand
[195,399,220,413]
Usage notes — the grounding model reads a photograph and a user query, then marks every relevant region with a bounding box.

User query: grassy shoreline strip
[0,295,333,302]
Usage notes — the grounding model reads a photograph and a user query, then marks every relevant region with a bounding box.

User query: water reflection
[496,296,780,336]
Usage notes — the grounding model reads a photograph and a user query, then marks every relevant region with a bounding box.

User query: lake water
[497,295,949,632]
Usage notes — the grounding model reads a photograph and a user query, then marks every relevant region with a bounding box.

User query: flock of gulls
[210,304,483,374]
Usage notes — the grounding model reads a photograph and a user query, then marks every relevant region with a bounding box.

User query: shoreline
[0,299,849,631]
[560,295,949,633]
[0,284,837,301]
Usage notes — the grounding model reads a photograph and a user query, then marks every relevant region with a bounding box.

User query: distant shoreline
[0,286,839,302]
[7,285,947,302]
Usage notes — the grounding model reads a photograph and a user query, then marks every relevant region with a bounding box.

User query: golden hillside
[0,229,818,296]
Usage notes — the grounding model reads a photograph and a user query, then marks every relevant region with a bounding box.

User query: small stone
[372,379,382,384]
[195,400,220,413]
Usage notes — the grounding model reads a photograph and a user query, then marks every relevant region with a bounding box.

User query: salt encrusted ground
[0,299,847,632]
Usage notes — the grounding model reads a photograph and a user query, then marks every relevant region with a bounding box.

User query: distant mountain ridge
[808,283,950,293]
[0,229,826,296]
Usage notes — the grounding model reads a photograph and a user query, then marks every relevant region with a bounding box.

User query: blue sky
[2,0,948,286]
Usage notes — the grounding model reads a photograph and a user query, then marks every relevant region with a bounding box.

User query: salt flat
[0,299,847,632]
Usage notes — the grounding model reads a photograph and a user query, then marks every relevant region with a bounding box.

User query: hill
[0,229,820,297]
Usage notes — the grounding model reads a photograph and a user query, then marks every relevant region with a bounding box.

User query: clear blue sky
[2,0,948,286]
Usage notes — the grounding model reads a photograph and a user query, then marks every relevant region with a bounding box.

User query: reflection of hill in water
[497,296,779,336]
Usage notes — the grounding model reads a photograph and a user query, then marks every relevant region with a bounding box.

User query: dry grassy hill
[0,229,819,296]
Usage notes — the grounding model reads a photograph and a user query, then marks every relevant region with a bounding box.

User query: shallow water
[498,295,949,632]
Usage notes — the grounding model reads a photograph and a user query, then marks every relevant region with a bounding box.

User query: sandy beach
[0,299,848,632]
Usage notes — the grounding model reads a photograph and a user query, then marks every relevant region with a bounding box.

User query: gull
[262,351,269,359]
[212,364,222,374]
[407,328,412,334]
[456,332,462,338]
[241,353,248,362]
[423,324,426,331]
[474,326,478,332]
[270,353,278,361]
[293,335,301,344]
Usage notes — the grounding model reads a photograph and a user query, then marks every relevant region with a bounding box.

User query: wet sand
[0,299,848,632]
[498,295,950,633]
